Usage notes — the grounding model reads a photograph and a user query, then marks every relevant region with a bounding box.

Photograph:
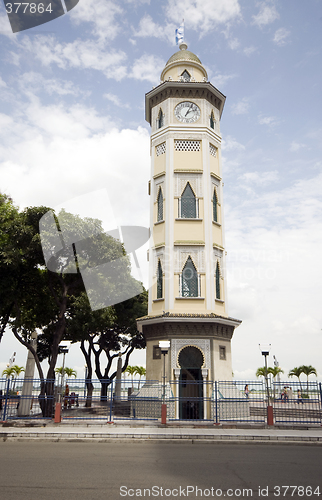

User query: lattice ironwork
[182,257,199,297]
[156,142,166,156]
[215,261,221,299]
[209,143,217,157]
[178,346,204,368]
[175,140,200,152]
[213,189,218,222]
[180,183,197,218]
[157,188,163,221]
[157,260,163,299]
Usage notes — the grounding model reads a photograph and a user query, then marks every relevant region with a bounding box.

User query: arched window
[157,109,164,129]
[157,260,163,299]
[210,111,215,129]
[215,261,221,299]
[213,188,218,222]
[180,183,198,218]
[181,257,199,297]
[157,187,163,222]
[181,70,191,82]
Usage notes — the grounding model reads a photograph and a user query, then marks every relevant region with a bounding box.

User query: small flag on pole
[175,20,184,45]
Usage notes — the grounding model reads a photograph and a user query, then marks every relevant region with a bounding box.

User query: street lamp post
[54,345,68,424]
[259,344,273,426]
[159,340,170,424]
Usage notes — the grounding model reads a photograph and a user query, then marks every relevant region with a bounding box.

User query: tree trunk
[80,340,94,408]
[100,380,110,403]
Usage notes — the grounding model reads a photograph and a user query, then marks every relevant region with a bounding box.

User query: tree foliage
[0,194,148,414]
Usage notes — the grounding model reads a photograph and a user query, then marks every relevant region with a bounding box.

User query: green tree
[0,196,145,415]
[299,365,317,394]
[134,366,146,389]
[256,366,269,379]
[256,366,275,397]
[2,367,16,379]
[64,367,77,379]
[55,367,77,378]
[288,366,303,391]
[125,366,137,388]
[11,365,25,391]
[65,290,147,403]
[269,366,284,398]
[0,195,147,414]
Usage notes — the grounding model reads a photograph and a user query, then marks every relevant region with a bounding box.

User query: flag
[175,21,184,45]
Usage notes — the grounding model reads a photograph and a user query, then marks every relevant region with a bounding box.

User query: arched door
[178,346,204,419]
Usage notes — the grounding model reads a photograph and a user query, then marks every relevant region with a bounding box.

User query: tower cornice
[145,81,226,124]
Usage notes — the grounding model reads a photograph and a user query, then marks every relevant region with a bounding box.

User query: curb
[1,431,322,444]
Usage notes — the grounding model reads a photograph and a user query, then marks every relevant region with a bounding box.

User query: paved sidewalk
[1,420,322,444]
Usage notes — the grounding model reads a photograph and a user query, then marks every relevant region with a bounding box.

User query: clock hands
[185,103,193,117]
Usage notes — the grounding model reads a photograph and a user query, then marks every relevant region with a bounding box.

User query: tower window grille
[213,188,218,222]
[179,182,198,218]
[157,260,163,299]
[175,140,200,152]
[157,188,163,222]
[157,109,164,129]
[209,143,217,157]
[180,256,200,297]
[156,142,166,156]
[181,70,191,82]
[210,112,215,129]
[215,261,221,299]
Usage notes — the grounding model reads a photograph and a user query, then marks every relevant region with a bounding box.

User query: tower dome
[161,43,208,83]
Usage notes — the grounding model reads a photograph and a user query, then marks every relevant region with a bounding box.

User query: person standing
[244,384,249,400]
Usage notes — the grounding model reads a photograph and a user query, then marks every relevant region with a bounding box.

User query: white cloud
[243,46,257,57]
[0,12,14,37]
[0,76,7,88]
[20,36,128,80]
[231,98,249,115]
[0,101,150,228]
[166,0,241,33]
[252,3,279,27]
[69,0,123,41]
[226,172,322,377]
[289,141,305,152]
[104,93,130,108]
[258,115,278,126]
[131,54,165,83]
[273,27,290,46]
[228,37,240,50]
[222,136,245,152]
[18,72,86,97]
[133,15,174,42]
[212,73,237,88]
[238,170,279,185]
[125,0,150,3]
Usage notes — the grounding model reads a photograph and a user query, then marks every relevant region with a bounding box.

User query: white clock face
[175,101,201,123]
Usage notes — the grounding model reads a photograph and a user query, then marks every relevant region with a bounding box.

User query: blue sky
[0,0,322,381]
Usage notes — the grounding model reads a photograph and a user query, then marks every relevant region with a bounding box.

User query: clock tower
[137,44,241,419]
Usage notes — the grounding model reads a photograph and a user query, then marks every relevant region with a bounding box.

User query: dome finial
[179,42,188,51]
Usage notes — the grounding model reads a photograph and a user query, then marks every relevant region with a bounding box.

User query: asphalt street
[0,441,321,500]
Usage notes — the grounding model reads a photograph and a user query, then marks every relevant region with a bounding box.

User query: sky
[0,0,321,382]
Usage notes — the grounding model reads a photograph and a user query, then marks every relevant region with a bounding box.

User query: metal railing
[1,378,321,425]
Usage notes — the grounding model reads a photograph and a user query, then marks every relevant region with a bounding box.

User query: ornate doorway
[178,346,204,419]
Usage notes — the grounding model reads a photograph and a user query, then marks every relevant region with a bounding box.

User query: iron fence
[216,380,268,424]
[1,377,321,425]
